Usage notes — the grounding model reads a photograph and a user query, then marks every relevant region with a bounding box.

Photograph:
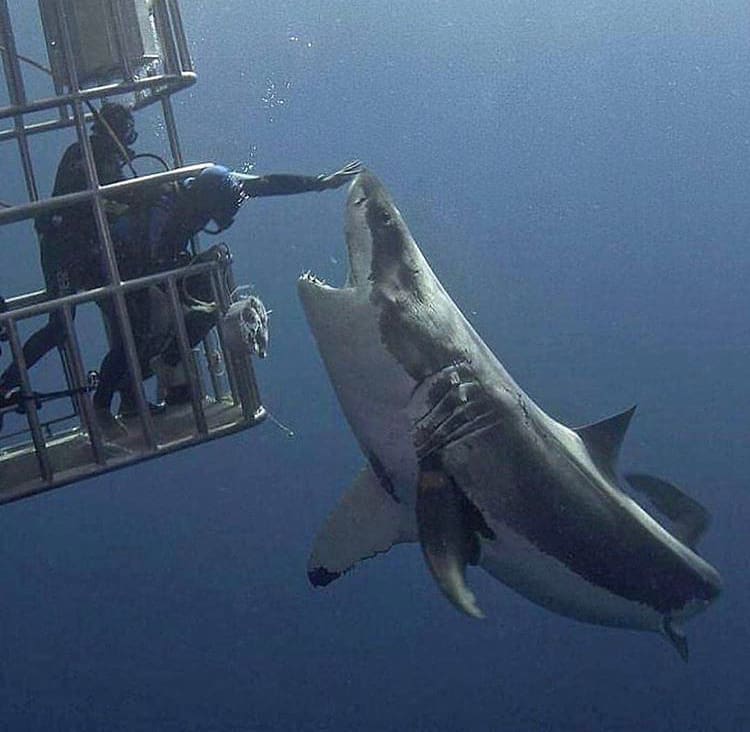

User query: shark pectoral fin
[416,467,484,619]
[308,465,417,587]
[662,617,689,662]
[625,473,710,549]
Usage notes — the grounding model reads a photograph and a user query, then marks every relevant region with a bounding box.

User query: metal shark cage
[0,0,266,503]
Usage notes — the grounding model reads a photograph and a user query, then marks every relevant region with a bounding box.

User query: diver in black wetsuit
[0,102,137,410]
[92,160,362,419]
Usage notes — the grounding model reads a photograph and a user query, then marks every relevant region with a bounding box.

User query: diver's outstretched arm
[233,160,362,198]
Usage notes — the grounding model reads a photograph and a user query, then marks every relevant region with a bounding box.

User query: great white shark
[297,170,721,660]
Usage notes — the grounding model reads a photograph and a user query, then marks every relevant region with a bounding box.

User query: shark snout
[343,172,384,288]
[346,169,383,204]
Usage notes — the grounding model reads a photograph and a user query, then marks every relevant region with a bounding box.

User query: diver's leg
[92,298,127,413]
[150,309,217,407]
[160,310,216,367]
[0,305,73,395]
[92,346,123,411]
[96,290,163,418]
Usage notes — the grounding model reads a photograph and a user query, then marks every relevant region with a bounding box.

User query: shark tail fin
[307,465,417,587]
[662,617,689,662]
[625,473,710,549]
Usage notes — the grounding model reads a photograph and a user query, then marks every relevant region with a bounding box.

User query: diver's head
[92,101,138,147]
[182,165,245,233]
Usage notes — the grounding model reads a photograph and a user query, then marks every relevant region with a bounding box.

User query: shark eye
[379,210,392,225]
[354,196,367,206]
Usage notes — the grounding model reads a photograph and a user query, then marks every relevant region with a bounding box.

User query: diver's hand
[315,160,363,190]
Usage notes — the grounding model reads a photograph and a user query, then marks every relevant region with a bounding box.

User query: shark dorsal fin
[574,406,636,477]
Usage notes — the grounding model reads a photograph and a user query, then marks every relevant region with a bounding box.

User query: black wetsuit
[94,166,337,409]
[0,135,128,395]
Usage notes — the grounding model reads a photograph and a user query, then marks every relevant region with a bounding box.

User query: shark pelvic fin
[662,617,689,662]
[625,473,710,549]
[416,467,484,619]
[575,405,636,477]
[307,465,417,587]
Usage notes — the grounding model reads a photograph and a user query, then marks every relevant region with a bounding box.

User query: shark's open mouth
[298,268,350,295]
[299,270,329,287]
[299,173,375,294]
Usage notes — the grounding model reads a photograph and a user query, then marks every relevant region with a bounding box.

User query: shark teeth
[301,270,327,286]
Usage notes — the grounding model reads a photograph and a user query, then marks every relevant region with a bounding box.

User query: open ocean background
[0,2,748,730]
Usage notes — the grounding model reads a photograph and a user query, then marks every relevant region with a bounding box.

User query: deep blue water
[0,1,748,730]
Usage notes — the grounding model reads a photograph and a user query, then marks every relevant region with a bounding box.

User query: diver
[92,160,363,418]
[0,101,138,413]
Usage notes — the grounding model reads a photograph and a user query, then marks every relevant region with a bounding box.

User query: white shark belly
[300,285,418,498]
[479,526,662,631]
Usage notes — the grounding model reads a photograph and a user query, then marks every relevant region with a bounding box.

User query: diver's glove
[315,160,363,191]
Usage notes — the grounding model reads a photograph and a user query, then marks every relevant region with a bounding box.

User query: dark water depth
[0,2,748,730]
